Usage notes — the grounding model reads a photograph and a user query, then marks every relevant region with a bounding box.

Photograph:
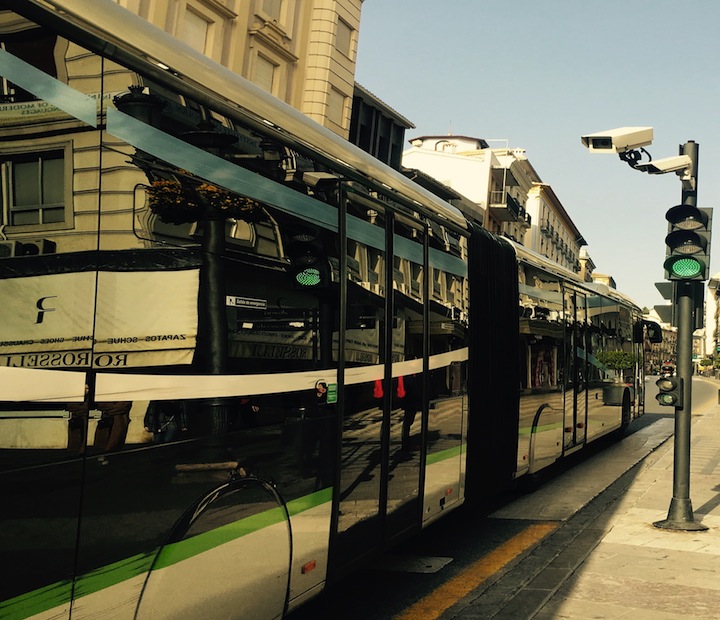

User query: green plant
[597,350,638,380]
[147,178,261,224]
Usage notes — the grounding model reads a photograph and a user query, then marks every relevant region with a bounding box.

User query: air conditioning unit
[0,240,22,257]
[18,239,57,255]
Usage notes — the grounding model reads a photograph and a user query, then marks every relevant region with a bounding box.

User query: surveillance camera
[302,171,340,189]
[634,154,692,175]
[581,127,653,153]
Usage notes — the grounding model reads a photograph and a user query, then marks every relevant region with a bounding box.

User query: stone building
[401,134,591,277]
[115,0,362,138]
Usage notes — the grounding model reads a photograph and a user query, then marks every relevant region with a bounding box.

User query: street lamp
[582,127,710,532]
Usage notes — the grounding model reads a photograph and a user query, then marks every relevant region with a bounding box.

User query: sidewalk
[535,383,720,619]
[455,378,720,619]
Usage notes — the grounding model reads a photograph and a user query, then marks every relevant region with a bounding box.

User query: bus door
[334,208,427,571]
[564,288,588,452]
[385,219,427,542]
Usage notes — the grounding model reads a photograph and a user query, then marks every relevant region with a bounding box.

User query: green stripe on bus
[0,487,332,619]
[73,552,156,599]
[0,582,72,620]
[152,505,289,569]
[426,444,463,465]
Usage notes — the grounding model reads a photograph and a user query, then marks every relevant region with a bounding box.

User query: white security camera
[581,127,653,153]
[633,154,692,175]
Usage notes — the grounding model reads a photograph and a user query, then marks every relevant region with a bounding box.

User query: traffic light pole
[654,141,708,531]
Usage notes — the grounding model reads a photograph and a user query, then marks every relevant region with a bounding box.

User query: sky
[354,0,720,311]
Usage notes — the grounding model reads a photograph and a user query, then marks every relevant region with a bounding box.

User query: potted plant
[597,349,638,405]
[146,177,263,224]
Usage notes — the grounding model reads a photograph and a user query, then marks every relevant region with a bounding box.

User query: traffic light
[663,205,712,281]
[655,375,684,407]
[286,228,330,289]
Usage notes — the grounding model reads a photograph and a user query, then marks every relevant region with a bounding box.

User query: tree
[597,350,639,382]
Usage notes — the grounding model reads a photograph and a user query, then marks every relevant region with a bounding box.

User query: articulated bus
[0,2,660,618]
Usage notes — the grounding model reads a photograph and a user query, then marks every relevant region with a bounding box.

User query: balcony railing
[488,190,522,222]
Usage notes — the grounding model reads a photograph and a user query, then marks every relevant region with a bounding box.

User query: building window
[182,8,212,54]
[327,87,346,127]
[0,29,57,103]
[252,54,276,93]
[1,150,66,226]
[336,18,353,59]
[256,0,296,35]
[262,0,282,21]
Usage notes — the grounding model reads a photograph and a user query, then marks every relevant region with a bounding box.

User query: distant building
[578,248,596,283]
[349,83,414,170]
[707,274,720,361]
[644,309,677,373]
[402,135,591,275]
[591,273,616,289]
[402,135,531,238]
[525,183,586,275]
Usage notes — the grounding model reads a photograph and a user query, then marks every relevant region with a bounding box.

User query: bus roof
[16,0,467,230]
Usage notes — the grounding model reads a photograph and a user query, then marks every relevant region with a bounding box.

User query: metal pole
[654,140,707,531]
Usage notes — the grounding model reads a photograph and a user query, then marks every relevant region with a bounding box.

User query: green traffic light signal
[664,255,706,279]
[295,266,322,287]
[663,205,712,281]
[287,227,331,289]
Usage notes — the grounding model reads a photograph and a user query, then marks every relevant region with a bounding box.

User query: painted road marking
[394,522,559,620]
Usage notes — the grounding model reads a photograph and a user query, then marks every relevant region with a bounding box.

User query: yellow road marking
[394,521,559,620]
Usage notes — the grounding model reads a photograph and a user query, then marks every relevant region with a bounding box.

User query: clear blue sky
[355,0,720,310]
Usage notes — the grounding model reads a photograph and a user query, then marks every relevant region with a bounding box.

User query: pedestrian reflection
[144,400,188,443]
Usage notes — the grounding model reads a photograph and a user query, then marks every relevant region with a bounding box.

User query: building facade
[706,274,720,364]
[402,136,531,236]
[114,0,362,138]
[643,309,677,374]
[525,182,586,275]
[402,135,593,277]
[348,82,414,170]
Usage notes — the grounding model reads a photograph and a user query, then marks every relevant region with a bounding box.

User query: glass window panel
[11,209,37,225]
[0,30,58,101]
[13,161,40,206]
[43,157,64,204]
[43,206,65,223]
[517,261,565,471]
[339,208,385,535]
